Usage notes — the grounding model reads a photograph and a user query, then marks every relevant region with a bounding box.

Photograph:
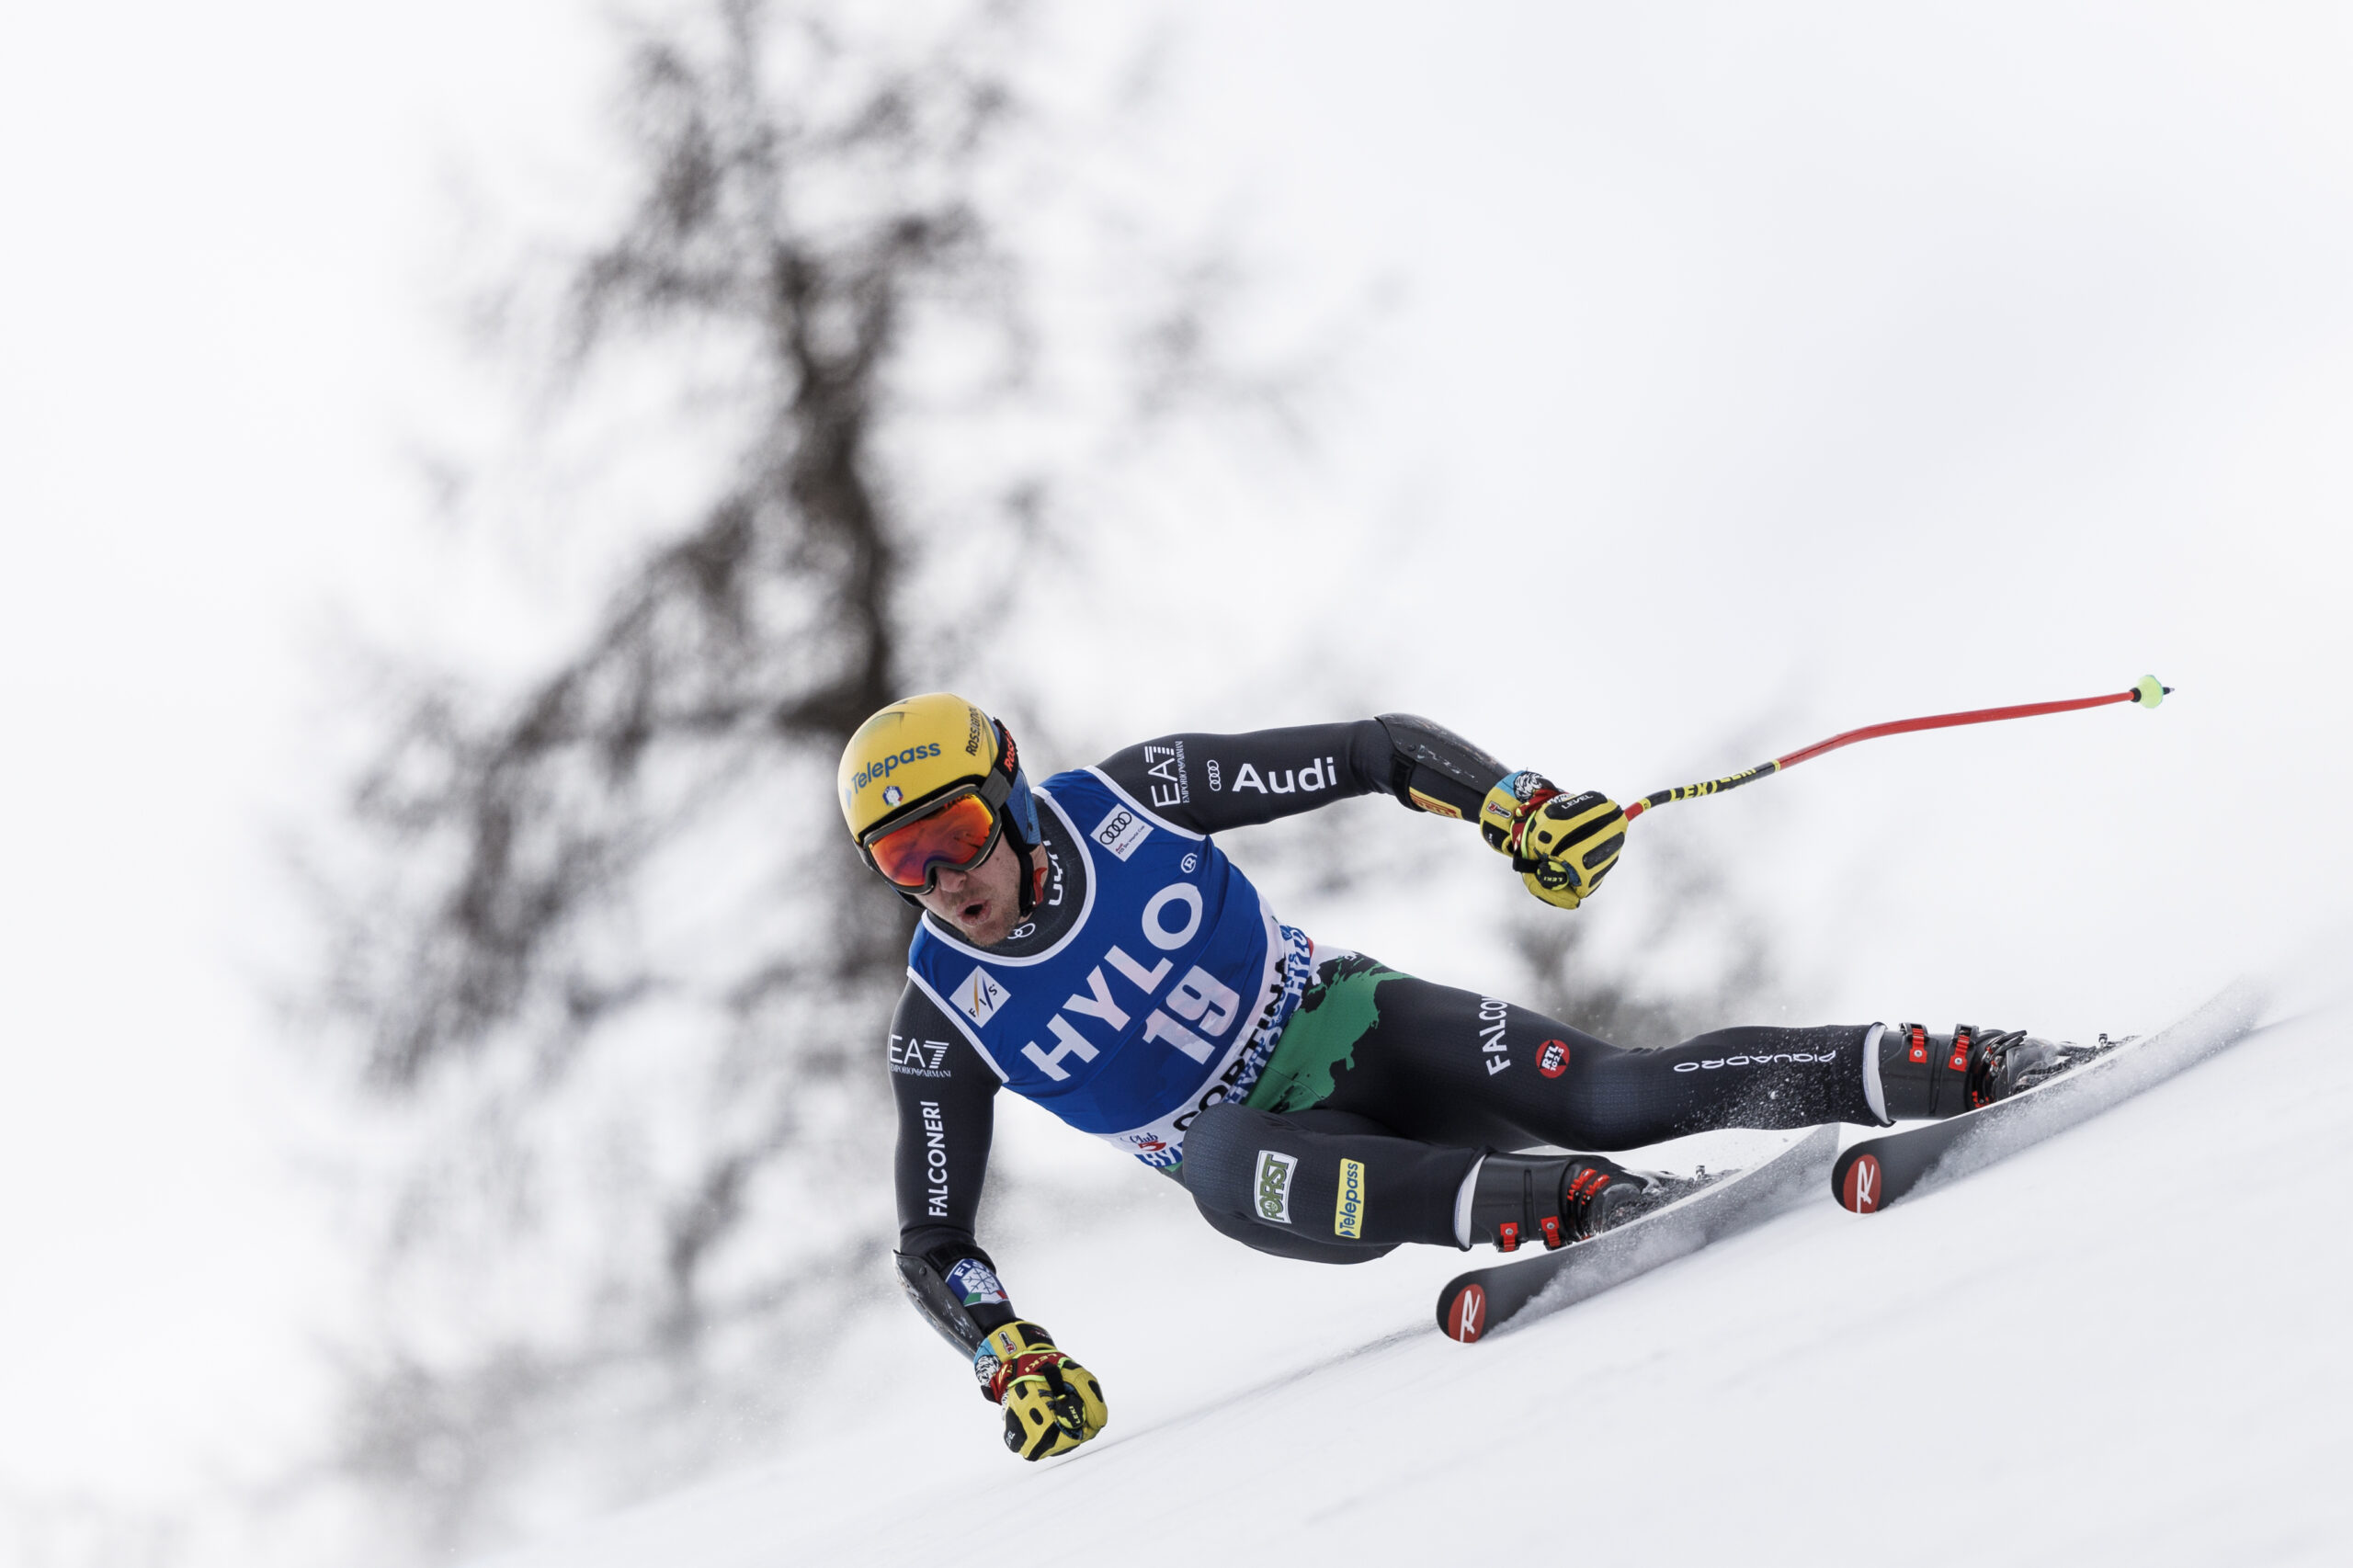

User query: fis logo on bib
[955,967,1010,1028]
[1334,1158,1367,1238]
[1255,1150,1298,1223]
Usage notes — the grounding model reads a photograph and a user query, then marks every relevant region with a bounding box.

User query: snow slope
[476,985,2353,1568]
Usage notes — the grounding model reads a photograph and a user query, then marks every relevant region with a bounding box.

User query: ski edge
[1437,1125,1838,1344]
[1831,977,2269,1216]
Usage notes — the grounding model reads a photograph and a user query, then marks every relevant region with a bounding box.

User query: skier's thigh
[1313,976,1608,1149]
[1183,1101,1470,1254]
[1182,1103,1403,1262]
[1188,1184,1396,1264]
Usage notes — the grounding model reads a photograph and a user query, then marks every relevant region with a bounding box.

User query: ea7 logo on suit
[888,1036,954,1077]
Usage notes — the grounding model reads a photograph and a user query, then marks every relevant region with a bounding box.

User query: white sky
[1,1,2349,1560]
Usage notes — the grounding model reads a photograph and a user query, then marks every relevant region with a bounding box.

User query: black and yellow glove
[1478,770,1628,910]
[973,1320,1108,1460]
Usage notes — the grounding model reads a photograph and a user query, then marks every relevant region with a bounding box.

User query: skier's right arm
[889,982,1014,1348]
[888,982,1109,1460]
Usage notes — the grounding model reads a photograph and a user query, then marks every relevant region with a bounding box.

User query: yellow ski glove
[1479,771,1628,910]
[973,1320,1108,1460]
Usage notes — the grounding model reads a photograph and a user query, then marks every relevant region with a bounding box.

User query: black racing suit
[888,718,1883,1340]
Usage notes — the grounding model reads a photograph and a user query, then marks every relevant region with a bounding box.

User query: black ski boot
[1874,1023,2085,1119]
[1970,1028,2092,1105]
[1467,1153,1654,1252]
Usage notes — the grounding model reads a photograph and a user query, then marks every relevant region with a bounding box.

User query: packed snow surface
[479,991,2352,1568]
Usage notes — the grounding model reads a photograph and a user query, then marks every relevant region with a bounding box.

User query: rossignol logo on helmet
[1255,1149,1297,1223]
[853,742,942,792]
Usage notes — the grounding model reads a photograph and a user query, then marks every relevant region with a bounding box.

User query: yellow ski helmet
[838,694,1042,909]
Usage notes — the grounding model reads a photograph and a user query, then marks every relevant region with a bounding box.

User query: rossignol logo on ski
[1334,1158,1367,1238]
[1447,1283,1485,1343]
[1255,1149,1297,1223]
[1841,1153,1881,1214]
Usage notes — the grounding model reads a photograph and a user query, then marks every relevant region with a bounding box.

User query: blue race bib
[908,768,1309,1167]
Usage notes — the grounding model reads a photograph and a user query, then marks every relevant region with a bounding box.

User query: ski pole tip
[2132,675,2168,709]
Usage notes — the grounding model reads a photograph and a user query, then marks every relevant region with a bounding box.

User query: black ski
[1436,1125,1837,1343]
[1832,981,2267,1216]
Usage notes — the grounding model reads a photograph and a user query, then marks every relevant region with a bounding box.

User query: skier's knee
[1178,1100,1279,1218]
[1179,1103,1398,1264]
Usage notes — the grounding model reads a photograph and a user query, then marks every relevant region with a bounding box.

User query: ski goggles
[858,774,1017,893]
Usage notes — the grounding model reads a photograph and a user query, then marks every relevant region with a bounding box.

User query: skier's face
[915,831,1036,948]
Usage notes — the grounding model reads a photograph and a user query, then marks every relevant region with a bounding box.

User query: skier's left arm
[887,983,1109,1461]
[1095,714,1629,907]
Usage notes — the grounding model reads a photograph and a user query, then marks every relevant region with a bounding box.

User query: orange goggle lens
[864,792,1002,891]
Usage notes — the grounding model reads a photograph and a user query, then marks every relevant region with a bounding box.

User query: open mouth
[959,895,990,926]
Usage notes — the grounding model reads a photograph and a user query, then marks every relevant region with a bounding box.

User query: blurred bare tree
[311,0,1294,1554]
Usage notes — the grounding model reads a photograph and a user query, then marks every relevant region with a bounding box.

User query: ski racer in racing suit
[843,695,2052,1460]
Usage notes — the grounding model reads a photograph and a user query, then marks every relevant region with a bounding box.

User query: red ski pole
[1620,676,2172,822]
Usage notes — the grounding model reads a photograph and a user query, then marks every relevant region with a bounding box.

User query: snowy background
[2,2,2349,1563]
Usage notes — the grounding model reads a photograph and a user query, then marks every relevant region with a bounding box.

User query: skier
[842,694,2064,1459]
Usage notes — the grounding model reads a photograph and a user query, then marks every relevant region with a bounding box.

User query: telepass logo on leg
[1333,1158,1367,1238]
